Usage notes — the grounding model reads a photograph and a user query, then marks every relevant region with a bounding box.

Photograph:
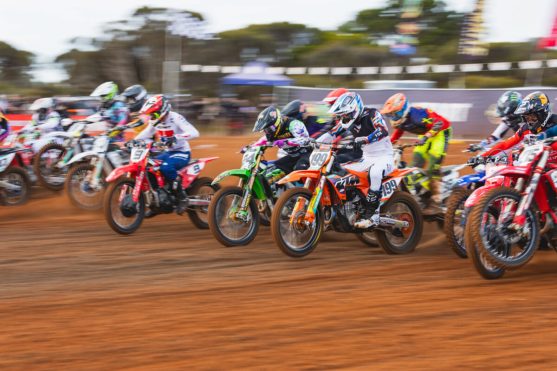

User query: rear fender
[179,157,218,189]
[106,163,137,183]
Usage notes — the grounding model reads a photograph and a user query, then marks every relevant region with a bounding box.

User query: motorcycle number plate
[241,148,258,169]
[309,149,329,170]
[93,137,108,152]
[131,148,147,163]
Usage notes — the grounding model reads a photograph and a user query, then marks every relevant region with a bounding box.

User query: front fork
[510,151,548,228]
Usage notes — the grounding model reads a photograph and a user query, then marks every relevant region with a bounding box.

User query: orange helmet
[381,93,409,127]
[323,88,348,106]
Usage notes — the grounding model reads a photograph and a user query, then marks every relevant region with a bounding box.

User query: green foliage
[0,41,34,86]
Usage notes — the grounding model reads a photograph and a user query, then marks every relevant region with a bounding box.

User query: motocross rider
[0,109,9,143]
[90,81,129,129]
[321,92,394,229]
[252,106,310,182]
[381,93,451,214]
[121,84,149,134]
[135,94,200,196]
[468,90,524,151]
[480,92,557,158]
[19,98,67,151]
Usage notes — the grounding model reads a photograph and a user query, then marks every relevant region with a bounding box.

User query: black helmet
[253,106,283,137]
[496,91,522,118]
[281,100,304,121]
[122,84,148,113]
[515,91,551,133]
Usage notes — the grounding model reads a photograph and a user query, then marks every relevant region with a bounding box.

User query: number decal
[381,179,397,199]
[309,150,329,169]
[193,164,201,174]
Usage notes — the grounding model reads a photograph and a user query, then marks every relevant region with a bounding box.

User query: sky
[1,0,555,81]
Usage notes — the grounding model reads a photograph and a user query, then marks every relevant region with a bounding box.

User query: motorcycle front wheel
[444,187,472,258]
[186,177,219,229]
[33,143,68,191]
[470,187,540,270]
[0,167,31,206]
[271,187,323,258]
[66,163,105,210]
[208,186,260,247]
[103,178,145,235]
[464,206,505,280]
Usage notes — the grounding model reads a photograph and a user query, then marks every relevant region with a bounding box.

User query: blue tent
[221,62,292,86]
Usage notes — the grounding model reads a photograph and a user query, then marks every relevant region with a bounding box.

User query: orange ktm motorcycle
[270,140,423,258]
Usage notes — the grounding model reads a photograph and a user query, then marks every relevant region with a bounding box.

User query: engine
[156,188,175,213]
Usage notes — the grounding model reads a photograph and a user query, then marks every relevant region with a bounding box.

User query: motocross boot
[422,178,442,216]
[354,190,382,229]
[172,176,188,214]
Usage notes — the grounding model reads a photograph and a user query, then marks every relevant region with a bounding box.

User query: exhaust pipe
[0,180,21,191]
[379,217,409,229]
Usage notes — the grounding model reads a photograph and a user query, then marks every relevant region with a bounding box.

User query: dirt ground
[2,137,557,370]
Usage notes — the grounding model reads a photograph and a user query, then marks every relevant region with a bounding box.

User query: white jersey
[135,111,199,152]
[23,111,62,134]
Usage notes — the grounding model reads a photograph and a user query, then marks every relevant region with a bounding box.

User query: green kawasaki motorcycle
[208,144,294,246]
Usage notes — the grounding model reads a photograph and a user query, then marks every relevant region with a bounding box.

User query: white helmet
[90,81,119,102]
[30,97,55,112]
[328,92,364,129]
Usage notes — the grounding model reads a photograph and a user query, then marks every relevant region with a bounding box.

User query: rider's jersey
[485,115,523,145]
[102,101,129,127]
[482,114,557,157]
[135,111,200,152]
[254,117,310,156]
[0,111,9,142]
[390,106,451,142]
[350,108,393,157]
[25,111,62,133]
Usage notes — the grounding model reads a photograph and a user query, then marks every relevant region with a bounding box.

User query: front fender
[106,163,137,183]
[464,178,504,208]
[42,131,72,140]
[277,170,321,185]
[66,151,98,166]
[212,168,267,200]
[486,165,530,180]
[456,173,484,187]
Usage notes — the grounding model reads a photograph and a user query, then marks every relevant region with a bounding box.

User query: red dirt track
[2,137,557,369]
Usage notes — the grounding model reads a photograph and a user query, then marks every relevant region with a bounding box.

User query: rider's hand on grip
[523,134,538,145]
[354,137,368,149]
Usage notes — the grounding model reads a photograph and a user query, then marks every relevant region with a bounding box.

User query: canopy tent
[221,62,292,86]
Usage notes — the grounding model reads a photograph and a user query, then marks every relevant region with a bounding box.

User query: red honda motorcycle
[103,140,219,234]
[466,136,557,276]
[0,132,35,205]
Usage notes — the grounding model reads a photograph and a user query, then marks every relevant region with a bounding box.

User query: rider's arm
[390,128,404,143]
[134,123,156,142]
[253,135,269,146]
[35,112,61,132]
[482,129,525,157]
[173,113,200,140]
[539,124,557,140]
[365,111,389,144]
[286,120,309,146]
[485,120,512,145]
[423,109,450,139]
[108,102,129,127]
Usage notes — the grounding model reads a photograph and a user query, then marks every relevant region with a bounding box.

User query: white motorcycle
[64,124,138,210]
[32,116,103,191]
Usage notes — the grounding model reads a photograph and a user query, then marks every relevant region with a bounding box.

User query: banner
[276,87,557,139]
